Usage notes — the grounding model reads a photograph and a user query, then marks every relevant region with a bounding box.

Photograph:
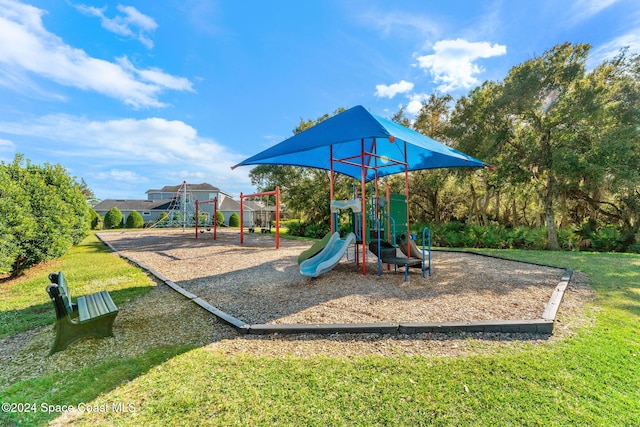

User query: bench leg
[49,313,117,355]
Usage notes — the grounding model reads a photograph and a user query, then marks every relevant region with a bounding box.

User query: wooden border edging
[96,232,249,330]
[247,322,399,335]
[96,233,573,337]
[542,268,573,321]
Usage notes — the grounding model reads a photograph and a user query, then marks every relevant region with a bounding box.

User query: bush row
[285,218,640,254]
[412,221,640,253]
[285,220,331,239]
[96,208,230,229]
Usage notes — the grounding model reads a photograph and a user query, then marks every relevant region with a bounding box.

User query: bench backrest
[48,271,73,316]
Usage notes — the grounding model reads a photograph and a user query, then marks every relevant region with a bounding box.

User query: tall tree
[451,43,640,250]
[501,43,594,249]
[575,49,640,239]
[408,93,456,224]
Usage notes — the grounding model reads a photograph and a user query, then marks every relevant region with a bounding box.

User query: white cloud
[0,0,193,107]
[75,3,157,49]
[116,57,192,91]
[405,93,430,116]
[95,169,148,182]
[570,0,620,25]
[416,39,506,92]
[0,137,16,151]
[0,114,238,167]
[375,80,414,98]
[0,114,248,187]
[358,9,441,39]
[588,30,640,68]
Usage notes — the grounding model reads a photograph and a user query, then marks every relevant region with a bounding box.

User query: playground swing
[247,197,256,234]
[194,197,218,240]
[260,195,272,234]
[239,187,281,249]
[247,195,271,234]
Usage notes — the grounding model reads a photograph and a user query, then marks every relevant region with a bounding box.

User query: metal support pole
[275,186,280,249]
[404,141,411,259]
[240,192,244,244]
[195,200,199,238]
[213,197,217,241]
[360,138,367,275]
[329,145,335,234]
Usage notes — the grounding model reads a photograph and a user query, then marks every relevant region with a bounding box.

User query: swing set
[194,197,217,239]
[239,187,281,249]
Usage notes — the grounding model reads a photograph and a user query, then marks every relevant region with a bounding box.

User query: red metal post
[213,197,217,241]
[195,200,199,238]
[240,192,244,244]
[360,138,367,275]
[386,183,391,243]
[404,141,411,259]
[329,145,335,234]
[275,186,280,249]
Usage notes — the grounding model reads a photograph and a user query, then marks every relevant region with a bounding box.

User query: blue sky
[1,0,638,200]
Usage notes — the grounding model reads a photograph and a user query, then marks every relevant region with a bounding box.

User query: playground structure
[299,232,357,278]
[329,184,431,281]
[232,105,490,279]
[149,180,197,230]
[240,187,281,249]
[194,187,281,249]
[245,195,274,233]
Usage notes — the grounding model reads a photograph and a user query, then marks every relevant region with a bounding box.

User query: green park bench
[45,271,119,355]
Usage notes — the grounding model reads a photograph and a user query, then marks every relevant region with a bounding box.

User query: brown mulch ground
[1,229,595,387]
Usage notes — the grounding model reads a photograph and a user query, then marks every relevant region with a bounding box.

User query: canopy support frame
[329,138,411,276]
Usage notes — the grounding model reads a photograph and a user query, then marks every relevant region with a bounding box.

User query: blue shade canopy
[232,105,488,182]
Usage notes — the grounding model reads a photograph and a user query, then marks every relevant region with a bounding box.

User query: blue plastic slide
[299,232,356,278]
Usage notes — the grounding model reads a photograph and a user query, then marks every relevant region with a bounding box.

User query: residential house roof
[219,197,242,211]
[93,199,174,212]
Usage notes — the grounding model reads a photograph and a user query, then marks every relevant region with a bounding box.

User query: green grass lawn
[1,235,639,426]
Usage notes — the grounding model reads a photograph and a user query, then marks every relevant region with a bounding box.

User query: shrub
[591,226,622,252]
[0,169,34,274]
[171,212,184,226]
[196,213,208,226]
[89,208,103,230]
[157,211,169,226]
[506,226,530,249]
[104,207,124,229]
[286,221,306,237]
[229,212,240,227]
[0,154,90,276]
[216,210,224,225]
[305,222,330,239]
[126,210,144,228]
[283,221,331,239]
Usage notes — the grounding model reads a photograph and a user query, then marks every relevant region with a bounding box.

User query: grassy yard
[1,234,639,426]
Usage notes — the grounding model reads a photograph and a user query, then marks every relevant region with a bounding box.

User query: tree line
[251,43,640,252]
